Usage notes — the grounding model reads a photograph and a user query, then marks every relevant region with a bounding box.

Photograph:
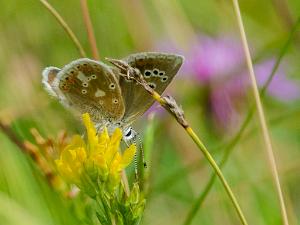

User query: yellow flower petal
[55,113,137,192]
[110,128,122,147]
[56,159,78,183]
[105,128,122,163]
[109,152,122,173]
[94,154,107,169]
[121,144,136,168]
[64,135,85,153]
[61,148,76,163]
[98,127,109,146]
[76,147,87,162]
[82,113,98,153]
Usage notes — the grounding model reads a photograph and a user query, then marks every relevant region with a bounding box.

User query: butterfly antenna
[134,151,139,181]
[136,133,147,169]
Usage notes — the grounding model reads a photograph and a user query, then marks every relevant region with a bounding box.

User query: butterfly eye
[109,83,116,89]
[144,70,151,78]
[91,74,97,79]
[125,129,132,137]
[161,76,168,82]
[82,82,88,87]
[81,89,87,94]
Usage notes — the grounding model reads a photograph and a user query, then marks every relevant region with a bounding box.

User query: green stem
[39,0,87,57]
[233,0,289,223]
[185,127,249,225]
[148,75,249,224]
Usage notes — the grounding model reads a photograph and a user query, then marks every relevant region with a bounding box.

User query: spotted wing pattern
[118,52,184,124]
[43,58,125,124]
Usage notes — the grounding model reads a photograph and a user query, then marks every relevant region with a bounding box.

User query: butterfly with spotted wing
[42,52,184,142]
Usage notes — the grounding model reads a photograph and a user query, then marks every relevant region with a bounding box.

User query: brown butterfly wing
[118,52,184,124]
[52,58,125,123]
[42,67,61,97]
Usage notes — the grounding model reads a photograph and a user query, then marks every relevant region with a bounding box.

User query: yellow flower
[55,113,136,192]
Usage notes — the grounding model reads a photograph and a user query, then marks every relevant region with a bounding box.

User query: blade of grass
[183,14,300,225]
[39,0,87,57]
[232,1,289,224]
[80,0,100,60]
[185,126,248,225]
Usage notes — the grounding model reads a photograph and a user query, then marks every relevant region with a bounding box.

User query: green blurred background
[0,0,300,224]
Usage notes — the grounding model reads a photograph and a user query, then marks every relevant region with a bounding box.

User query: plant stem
[151,93,249,225]
[183,16,300,225]
[232,0,289,224]
[39,0,86,57]
[185,127,248,225]
[80,0,100,60]
[183,113,252,225]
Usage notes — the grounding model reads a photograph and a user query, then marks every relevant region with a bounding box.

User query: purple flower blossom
[186,36,245,84]
[253,60,300,101]
[157,34,300,132]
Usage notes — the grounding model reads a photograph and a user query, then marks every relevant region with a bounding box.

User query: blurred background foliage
[0,0,300,224]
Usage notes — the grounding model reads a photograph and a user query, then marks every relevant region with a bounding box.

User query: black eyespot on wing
[153,69,159,75]
[161,76,168,82]
[149,83,156,89]
[144,70,151,77]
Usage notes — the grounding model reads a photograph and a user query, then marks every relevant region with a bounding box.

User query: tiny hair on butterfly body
[42,52,184,137]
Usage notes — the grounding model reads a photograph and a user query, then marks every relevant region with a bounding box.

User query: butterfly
[42,52,183,143]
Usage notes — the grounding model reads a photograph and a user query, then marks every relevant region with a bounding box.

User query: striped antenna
[136,133,147,168]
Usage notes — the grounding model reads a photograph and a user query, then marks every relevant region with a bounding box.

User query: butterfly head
[123,126,137,144]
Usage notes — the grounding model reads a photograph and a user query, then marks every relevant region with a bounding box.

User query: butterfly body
[42,52,184,135]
